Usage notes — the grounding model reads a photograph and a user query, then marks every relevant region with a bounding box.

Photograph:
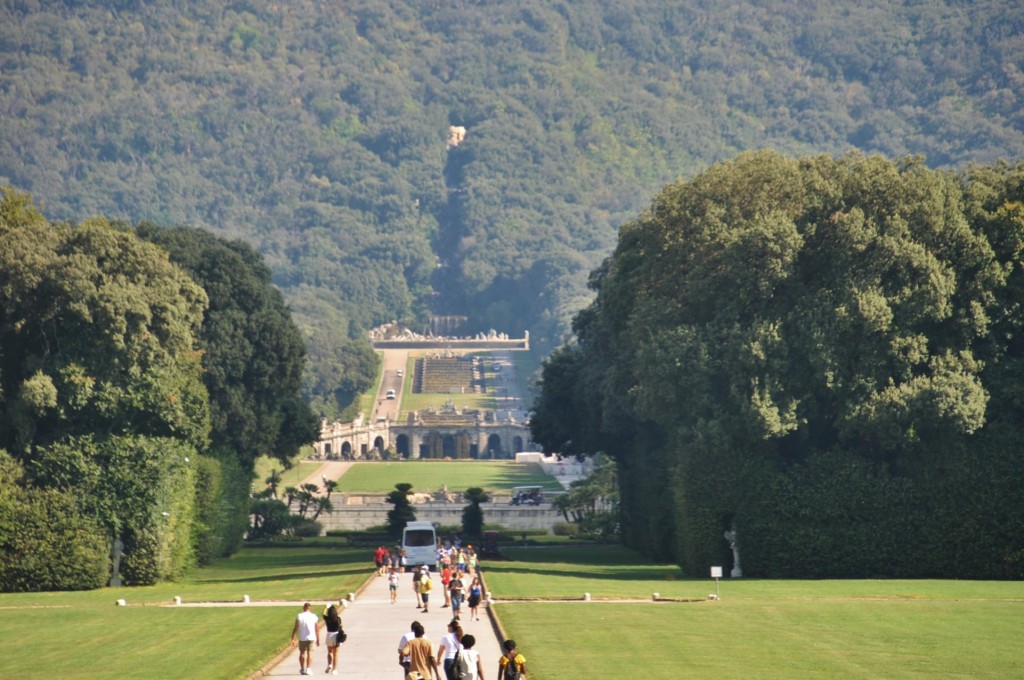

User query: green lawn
[488,545,1024,680]
[394,349,534,416]
[399,389,496,414]
[4,540,1022,679]
[253,453,322,493]
[333,461,562,493]
[398,349,496,414]
[0,544,370,679]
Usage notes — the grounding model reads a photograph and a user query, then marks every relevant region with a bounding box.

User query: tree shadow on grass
[193,567,361,585]
[484,564,686,582]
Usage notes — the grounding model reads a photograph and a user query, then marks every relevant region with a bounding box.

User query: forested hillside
[2,0,1023,416]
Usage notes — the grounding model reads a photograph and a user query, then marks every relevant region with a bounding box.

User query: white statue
[724,529,743,578]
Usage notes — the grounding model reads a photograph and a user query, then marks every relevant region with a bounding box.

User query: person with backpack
[419,566,434,613]
[457,634,485,680]
[497,639,526,680]
[412,566,424,608]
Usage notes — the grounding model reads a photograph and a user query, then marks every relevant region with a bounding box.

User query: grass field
[2,539,1021,679]
[398,349,498,415]
[489,545,1024,679]
[497,598,1023,679]
[253,453,323,493]
[393,348,537,416]
[7,459,1018,679]
[0,544,370,679]
[398,389,497,414]
[333,460,562,494]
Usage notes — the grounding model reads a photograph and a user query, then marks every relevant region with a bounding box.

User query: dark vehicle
[480,530,501,559]
[510,485,543,506]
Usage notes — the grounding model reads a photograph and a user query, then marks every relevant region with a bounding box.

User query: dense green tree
[248,497,292,541]
[0,188,211,585]
[303,332,378,421]
[551,455,618,537]
[135,224,318,467]
[460,487,490,539]
[534,152,1024,578]
[0,207,210,455]
[386,482,416,538]
[192,449,250,563]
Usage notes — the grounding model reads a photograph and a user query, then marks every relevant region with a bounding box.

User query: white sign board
[710,566,723,578]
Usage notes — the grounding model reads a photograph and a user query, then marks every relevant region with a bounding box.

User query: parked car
[480,530,501,559]
[510,485,543,505]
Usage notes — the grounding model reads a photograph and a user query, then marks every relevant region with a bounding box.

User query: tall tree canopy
[135,224,318,467]
[0,188,210,587]
[0,190,321,589]
[533,152,1024,579]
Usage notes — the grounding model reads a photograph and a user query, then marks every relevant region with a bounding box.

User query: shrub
[248,497,292,540]
[292,519,323,537]
[552,522,580,537]
[0,486,108,591]
[193,450,251,564]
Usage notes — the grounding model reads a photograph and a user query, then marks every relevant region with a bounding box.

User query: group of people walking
[288,537,522,678]
[399,618,526,680]
[289,602,345,675]
[374,541,480,577]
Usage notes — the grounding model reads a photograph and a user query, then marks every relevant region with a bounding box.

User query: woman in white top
[457,634,485,680]
[436,619,463,680]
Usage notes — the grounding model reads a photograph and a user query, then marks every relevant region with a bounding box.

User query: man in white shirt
[398,620,419,679]
[290,602,320,675]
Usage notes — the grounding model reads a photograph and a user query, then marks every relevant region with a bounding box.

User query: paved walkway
[263,568,505,679]
[296,461,354,494]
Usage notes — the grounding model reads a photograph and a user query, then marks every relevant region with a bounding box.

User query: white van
[401,521,437,570]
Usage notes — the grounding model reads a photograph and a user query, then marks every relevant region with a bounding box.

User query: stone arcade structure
[316,400,534,460]
[317,326,534,459]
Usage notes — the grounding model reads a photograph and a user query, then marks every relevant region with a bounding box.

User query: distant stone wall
[317,502,563,533]
[372,339,528,350]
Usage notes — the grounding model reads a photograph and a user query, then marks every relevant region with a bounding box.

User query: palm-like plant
[323,479,338,499]
[283,486,298,508]
[296,482,320,517]
[265,469,283,498]
[311,496,334,521]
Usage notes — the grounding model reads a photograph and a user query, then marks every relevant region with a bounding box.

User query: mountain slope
[1,0,1022,414]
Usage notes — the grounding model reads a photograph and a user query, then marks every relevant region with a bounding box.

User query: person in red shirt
[441,563,453,607]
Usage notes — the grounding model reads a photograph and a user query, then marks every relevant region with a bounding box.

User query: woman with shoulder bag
[323,604,344,675]
[437,619,463,680]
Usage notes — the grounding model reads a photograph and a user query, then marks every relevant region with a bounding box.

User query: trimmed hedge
[0,486,108,591]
